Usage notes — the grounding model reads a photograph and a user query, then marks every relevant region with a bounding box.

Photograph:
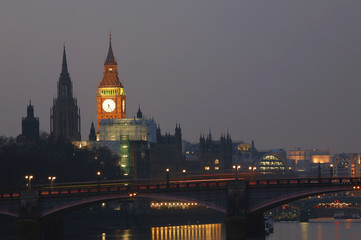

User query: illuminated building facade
[99,115,157,178]
[259,152,288,174]
[99,118,157,142]
[21,101,39,140]
[96,35,126,131]
[98,110,183,179]
[50,47,81,141]
[288,148,330,167]
[233,140,259,166]
[199,131,232,173]
[333,153,361,177]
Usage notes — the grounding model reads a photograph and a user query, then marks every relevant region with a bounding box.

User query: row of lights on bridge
[24,171,104,191]
[25,175,57,190]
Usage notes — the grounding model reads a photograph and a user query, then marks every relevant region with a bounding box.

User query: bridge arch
[40,193,227,218]
[0,209,18,218]
[248,185,352,214]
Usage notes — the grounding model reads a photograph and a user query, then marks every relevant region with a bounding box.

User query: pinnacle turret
[137,105,143,118]
[27,100,34,118]
[105,33,117,65]
[61,45,69,75]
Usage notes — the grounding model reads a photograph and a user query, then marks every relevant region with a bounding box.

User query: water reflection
[151,224,222,240]
[65,219,361,240]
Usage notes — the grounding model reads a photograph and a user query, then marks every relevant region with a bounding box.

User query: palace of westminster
[18,35,361,179]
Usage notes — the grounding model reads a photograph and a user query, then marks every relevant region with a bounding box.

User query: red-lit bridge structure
[1,177,359,240]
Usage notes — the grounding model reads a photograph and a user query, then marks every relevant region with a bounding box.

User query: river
[64,218,361,240]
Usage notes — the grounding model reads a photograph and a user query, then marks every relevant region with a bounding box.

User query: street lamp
[233,165,241,181]
[330,164,334,178]
[248,166,257,179]
[25,175,34,191]
[97,171,102,190]
[182,169,186,181]
[48,176,56,187]
[249,166,257,171]
[166,168,170,187]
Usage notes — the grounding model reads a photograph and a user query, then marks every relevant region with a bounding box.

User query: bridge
[0,177,359,240]
[284,194,361,222]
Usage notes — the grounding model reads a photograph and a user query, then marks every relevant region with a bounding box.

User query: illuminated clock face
[102,99,116,112]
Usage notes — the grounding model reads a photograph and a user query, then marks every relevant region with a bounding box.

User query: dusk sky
[1,1,361,153]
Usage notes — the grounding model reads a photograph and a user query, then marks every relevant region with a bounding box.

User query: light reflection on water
[70,219,361,240]
[151,224,222,240]
[94,223,223,240]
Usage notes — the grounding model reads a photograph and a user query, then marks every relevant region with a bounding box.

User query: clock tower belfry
[96,34,126,130]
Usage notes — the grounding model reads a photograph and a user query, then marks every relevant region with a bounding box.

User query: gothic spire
[27,100,34,118]
[137,104,143,118]
[61,45,69,75]
[105,32,117,65]
[89,122,96,141]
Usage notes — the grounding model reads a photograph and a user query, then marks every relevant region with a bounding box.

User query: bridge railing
[2,177,361,200]
[0,180,232,200]
[247,178,361,186]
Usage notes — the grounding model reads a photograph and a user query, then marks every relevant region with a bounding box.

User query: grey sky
[1,1,361,153]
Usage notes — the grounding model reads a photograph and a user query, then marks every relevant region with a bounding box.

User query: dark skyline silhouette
[1,1,361,153]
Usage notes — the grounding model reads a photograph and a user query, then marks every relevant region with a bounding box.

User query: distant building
[99,113,157,179]
[259,150,289,174]
[21,101,39,140]
[50,46,81,141]
[288,148,330,167]
[233,140,258,166]
[333,153,361,177]
[153,124,183,178]
[183,141,200,172]
[88,122,96,141]
[199,131,232,173]
[98,108,183,179]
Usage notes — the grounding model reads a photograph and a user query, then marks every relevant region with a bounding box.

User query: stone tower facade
[199,131,233,173]
[22,101,39,140]
[152,124,183,178]
[50,46,81,141]
[96,35,126,131]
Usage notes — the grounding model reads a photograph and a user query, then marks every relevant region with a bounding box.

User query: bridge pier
[226,181,266,240]
[17,218,41,240]
[17,191,64,240]
[246,212,265,240]
[41,215,64,240]
[299,208,309,222]
[17,191,41,240]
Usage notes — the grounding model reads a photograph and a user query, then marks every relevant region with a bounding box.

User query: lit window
[109,68,113,71]
[214,166,219,170]
[214,159,219,165]
[205,166,210,171]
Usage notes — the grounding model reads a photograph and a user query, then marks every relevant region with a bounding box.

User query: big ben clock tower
[96,34,126,130]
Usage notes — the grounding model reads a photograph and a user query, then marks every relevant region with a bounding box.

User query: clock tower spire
[96,34,126,131]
